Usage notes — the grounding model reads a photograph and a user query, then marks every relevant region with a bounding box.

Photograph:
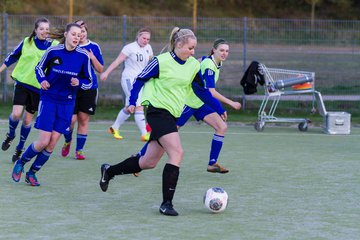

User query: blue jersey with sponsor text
[35,44,92,104]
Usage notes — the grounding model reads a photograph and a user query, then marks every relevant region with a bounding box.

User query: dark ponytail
[28,17,50,43]
[49,23,81,44]
[208,38,227,56]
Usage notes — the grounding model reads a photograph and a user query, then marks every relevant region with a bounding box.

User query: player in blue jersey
[11,23,92,186]
[61,20,104,160]
[99,27,226,216]
[177,39,241,173]
[0,18,58,163]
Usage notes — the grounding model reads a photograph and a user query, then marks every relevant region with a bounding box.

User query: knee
[45,144,56,152]
[215,122,227,135]
[144,162,157,169]
[35,139,50,150]
[139,157,158,169]
[11,111,22,120]
[177,148,184,159]
[78,120,88,129]
[171,147,184,165]
[22,117,33,126]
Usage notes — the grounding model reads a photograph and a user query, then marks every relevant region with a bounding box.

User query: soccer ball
[203,187,228,213]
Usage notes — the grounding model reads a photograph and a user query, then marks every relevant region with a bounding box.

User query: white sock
[112,108,130,130]
[134,111,147,135]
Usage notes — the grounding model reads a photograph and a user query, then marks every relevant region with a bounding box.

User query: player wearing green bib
[99,27,225,216]
[177,39,241,174]
[0,18,58,163]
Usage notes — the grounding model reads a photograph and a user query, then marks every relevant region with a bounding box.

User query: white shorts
[121,77,143,107]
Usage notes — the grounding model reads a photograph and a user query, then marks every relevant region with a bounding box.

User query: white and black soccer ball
[203,187,228,213]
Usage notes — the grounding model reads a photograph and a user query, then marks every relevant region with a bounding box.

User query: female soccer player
[177,38,241,173]
[61,20,104,160]
[99,27,226,216]
[0,17,58,163]
[100,27,153,142]
[11,23,92,186]
[133,39,241,175]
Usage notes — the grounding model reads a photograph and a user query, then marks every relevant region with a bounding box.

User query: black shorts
[13,83,40,114]
[146,106,178,141]
[74,89,98,115]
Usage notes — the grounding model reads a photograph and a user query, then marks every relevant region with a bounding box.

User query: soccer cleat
[2,133,15,151]
[140,133,150,142]
[12,160,24,182]
[12,148,23,163]
[61,142,71,157]
[108,127,123,140]
[25,172,40,186]
[159,201,179,216]
[100,164,112,192]
[75,151,86,160]
[207,163,229,174]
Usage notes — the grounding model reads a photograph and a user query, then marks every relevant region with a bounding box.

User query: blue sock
[20,143,40,165]
[8,114,19,138]
[64,129,73,143]
[16,124,31,150]
[29,149,51,173]
[76,134,87,151]
[209,134,224,165]
[137,142,149,157]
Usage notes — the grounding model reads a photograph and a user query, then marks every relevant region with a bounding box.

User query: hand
[232,101,242,110]
[100,72,108,82]
[85,49,95,60]
[71,77,79,86]
[41,80,50,90]
[221,111,227,122]
[127,105,135,114]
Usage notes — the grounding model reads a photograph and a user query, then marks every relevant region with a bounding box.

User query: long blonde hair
[160,27,196,53]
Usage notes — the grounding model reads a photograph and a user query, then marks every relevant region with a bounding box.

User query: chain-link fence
[1,14,359,112]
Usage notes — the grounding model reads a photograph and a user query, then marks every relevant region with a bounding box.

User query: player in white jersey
[101,27,153,141]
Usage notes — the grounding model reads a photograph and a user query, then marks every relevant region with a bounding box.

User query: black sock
[107,156,142,177]
[162,163,179,204]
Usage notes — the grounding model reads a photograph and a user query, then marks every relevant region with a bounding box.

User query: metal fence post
[120,15,127,103]
[122,15,127,49]
[243,16,247,73]
[242,17,247,109]
[1,13,8,103]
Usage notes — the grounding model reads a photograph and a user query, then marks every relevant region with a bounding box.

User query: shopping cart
[254,63,315,132]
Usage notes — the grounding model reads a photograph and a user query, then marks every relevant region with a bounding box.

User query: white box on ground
[315,91,351,135]
[324,112,351,135]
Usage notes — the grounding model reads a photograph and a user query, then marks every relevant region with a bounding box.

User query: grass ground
[0,121,359,240]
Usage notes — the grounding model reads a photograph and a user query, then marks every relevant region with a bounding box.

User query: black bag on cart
[240,61,265,94]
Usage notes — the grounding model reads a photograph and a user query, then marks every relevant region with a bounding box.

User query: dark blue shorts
[35,100,74,134]
[176,104,215,127]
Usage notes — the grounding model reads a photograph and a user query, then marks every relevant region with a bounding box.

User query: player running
[61,20,104,160]
[177,38,241,173]
[0,18,58,163]
[11,23,92,186]
[100,27,153,142]
[99,27,226,216]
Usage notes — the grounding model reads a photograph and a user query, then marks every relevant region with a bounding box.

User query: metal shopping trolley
[254,63,315,132]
